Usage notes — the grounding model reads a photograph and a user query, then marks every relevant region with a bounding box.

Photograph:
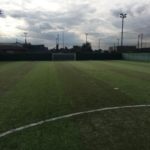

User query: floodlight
[120,13,127,48]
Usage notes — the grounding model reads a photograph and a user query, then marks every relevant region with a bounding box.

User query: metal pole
[62,31,64,49]
[114,43,115,51]
[85,33,88,52]
[99,39,100,50]
[57,34,59,50]
[16,38,17,46]
[141,34,143,49]
[24,32,27,44]
[24,32,28,50]
[86,35,87,52]
[117,39,119,46]
[138,35,140,49]
[121,18,124,47]
[56,37,57,48]
[120,14,126,52]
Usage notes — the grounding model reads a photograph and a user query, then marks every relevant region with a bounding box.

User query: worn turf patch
[55,62,138,112]
[71,61,150,103]
[0,62,11,67]
[0,61,27,73]
[73,107,150,150]
[86,61,150,83]
[108,60,150,69]
[0,61,38,99]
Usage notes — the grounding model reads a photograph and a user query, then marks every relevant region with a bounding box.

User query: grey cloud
[56,26,65,30]
[39,23,55,30]
[111,8,123,17]
[17,23,56,33]
[10,12,26,18]
[1,10,26,18]
[111,7,134,18]
[49,3,96,26]
[0,9,7,18]
[17,25,40,32]
[111,2,149,19]
[12,3,105,47]
[24,30,83,48]
[135,5,148,14]
[9,2,97,34]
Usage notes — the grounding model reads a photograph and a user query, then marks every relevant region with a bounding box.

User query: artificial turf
[0,61,150,150]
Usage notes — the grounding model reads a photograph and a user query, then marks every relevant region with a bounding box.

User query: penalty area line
[0,104,150,138]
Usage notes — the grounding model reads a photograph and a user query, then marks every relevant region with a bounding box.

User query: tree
[72,45,82,52]
[82,42,92,53]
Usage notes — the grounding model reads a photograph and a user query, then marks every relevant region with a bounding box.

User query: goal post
[52,53,76,61]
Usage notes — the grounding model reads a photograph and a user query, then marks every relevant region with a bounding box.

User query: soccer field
[0,60,150,150]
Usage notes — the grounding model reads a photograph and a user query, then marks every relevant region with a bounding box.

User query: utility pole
[138,35,140,49]
[57,34,59,50]
[99,39,100,50]
[85,33,88,52]
[141,34,143,49]
[117,39,119,46]
[62,31,64,50]
[56,37,57,46]
[24,32,28,44]
[16,38,17,46]
[24,32,27,49]
[0,10,1,42]
[114,43,115,51]
[120,14,127,48]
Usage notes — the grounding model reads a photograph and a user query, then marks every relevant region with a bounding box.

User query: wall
[122,53,150,62]
[76,53,122,60]
[0,53,52,61]
[0,53,122,61]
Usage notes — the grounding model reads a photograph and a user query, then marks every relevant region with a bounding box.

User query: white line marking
[0,104,150,138]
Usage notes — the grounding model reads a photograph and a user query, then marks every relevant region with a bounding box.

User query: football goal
[52,53,76,61]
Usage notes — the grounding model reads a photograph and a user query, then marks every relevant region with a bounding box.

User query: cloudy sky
[0,0,150,50]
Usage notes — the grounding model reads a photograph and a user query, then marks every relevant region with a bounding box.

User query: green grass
[0,60,150,150]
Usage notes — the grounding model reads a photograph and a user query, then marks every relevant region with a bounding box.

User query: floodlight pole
[56,37,58,49]
[24,32,28,50]
[138,35,140,49]
[0,10,2,44]
[62,31,64,49]
[24,32,28,44]
[57,34,59,50]
[85,33,88,52]
[120,13,127,49]
[117,39,119,46]
[141,34,143,49]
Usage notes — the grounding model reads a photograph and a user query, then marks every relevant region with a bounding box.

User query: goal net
[52,53,76,61]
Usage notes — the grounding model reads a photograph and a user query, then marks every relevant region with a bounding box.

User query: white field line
[0,104,150,138]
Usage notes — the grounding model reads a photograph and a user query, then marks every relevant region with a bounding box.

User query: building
[117,46,136,53]
[0,42,24,53]
[109,46,136,53]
